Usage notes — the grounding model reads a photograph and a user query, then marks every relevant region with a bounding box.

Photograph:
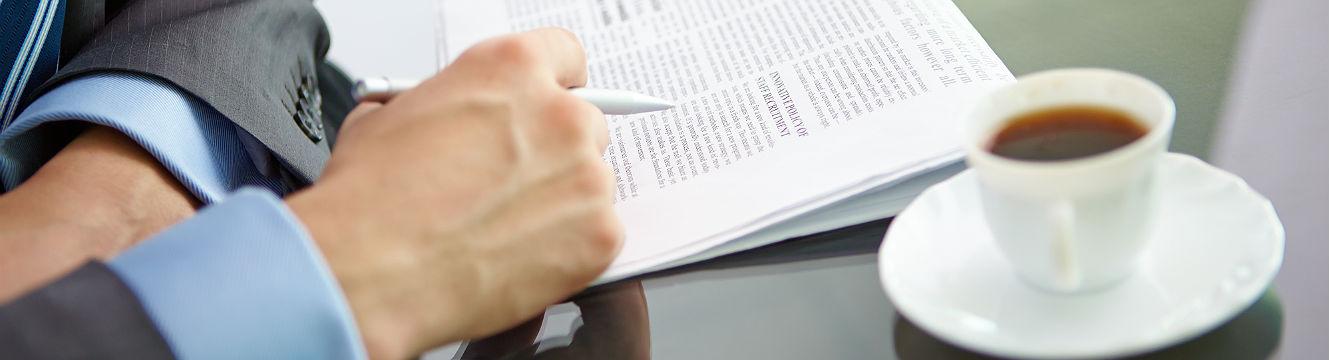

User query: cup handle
[1051,200,1081,291]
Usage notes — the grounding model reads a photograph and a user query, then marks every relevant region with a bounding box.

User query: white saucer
[878,153,1284,359]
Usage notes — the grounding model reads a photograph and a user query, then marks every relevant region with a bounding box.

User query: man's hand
[287,28,623,359]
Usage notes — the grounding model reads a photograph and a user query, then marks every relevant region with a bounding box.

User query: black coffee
[989,105,1147,161]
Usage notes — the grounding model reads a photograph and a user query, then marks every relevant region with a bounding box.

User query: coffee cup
[963,68,1176,293]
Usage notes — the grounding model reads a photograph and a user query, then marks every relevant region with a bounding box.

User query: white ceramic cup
[964,68,1175,294]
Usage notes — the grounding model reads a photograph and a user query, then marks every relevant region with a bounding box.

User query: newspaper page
[436,0,1013,280]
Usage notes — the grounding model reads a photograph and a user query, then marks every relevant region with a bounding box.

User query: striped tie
[0,0,66,129]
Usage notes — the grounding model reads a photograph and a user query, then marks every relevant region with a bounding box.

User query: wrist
[287,183,432,360]
[24,126,197,247]
[0,126,196,301]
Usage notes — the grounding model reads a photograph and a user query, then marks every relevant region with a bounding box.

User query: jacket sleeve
[42,0,334,184]
[0,262,175,360]
[0,188,367,359]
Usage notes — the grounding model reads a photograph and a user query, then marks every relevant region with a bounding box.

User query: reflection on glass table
[457,282,651,360]
[450,219,1282,360]
[893,291,1283,360]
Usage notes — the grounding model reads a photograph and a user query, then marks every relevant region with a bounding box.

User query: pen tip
[641,94,675,112]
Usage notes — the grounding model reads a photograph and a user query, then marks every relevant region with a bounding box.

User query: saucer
[878,153,1284,359]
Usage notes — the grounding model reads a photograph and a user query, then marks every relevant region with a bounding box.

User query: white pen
[353,77,675,115]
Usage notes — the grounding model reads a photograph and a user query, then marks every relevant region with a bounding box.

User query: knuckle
[544,28,588,67]
[541,95,598,145]
[464,35,539,69]
[571,160,614,198]
[547,93,596,121]
[583,209,624,266]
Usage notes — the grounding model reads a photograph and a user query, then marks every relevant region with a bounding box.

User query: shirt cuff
[0,72,286,203]
[107,188,367,359]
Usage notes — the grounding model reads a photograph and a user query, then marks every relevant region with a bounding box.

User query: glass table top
[420,0,1328,358]
[442,218,1284,359]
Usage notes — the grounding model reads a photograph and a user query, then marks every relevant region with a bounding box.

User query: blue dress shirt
[0,72,286,202]
[0,73,366,359]
[110,188,367,359]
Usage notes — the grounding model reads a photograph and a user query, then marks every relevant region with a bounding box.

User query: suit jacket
[45,0,334,184]
[1,0,339,357]
[0,263,174,359]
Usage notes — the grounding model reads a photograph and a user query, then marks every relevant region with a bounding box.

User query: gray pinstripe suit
[0,0,338,358]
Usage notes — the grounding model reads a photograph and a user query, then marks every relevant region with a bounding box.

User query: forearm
[0,126,196,302]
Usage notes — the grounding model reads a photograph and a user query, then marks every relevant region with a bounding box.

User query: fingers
[512,28,604,151]
[532,92,609,159]
[519,28,589,88]
[576,97,610,153]
[459,28,589,89]
[450,28,602,154]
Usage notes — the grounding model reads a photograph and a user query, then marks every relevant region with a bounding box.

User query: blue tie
[0,0,66,129]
